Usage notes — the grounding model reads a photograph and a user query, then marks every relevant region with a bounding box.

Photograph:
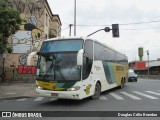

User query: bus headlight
[37,86,43,89]
[67,86,80,91]
[36,81,43,89]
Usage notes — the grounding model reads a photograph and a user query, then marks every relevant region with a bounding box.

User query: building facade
[1,0,61,68]
[129,60,160,76]
[0,0,61,82]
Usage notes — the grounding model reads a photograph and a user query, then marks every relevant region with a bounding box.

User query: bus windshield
[41,39,83,52]
[36,39,83,82]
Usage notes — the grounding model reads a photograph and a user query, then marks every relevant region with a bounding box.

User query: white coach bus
[27,37,128,100]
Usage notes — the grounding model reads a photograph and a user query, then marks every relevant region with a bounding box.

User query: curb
[0,96,33,101]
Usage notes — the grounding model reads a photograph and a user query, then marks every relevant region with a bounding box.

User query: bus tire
[91,82,101,99]
[120,79,124,89]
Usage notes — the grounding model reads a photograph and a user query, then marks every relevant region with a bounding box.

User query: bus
[27,37,128,100]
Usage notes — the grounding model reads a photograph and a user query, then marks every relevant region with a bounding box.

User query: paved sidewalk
[0,82,37,100]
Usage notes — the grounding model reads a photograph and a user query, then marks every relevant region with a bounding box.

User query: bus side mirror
[77,49,84,66]
[27,52,37,66]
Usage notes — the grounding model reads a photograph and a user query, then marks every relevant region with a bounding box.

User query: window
[46,14,48,26]
[83,40,93,80]
[94,42,104,60]
[41,39,83,52]
[84,40,93,60]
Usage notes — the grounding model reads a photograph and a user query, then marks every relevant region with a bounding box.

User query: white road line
[145,91,160,96]
[109,92,124,100]
[34,97,44,101]
[120,92,141,100]
[16,98,28,101]
[49,98,58,101]
[5,93,17,95]
[132,91,159,99]
[99,96,107,100]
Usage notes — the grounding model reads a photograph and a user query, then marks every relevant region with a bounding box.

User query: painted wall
[0,0,61,82]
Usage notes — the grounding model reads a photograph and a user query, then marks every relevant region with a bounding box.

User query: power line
[62,26,69,31]
[120,19,160,25]
[62,19,160,27]
[123,27,160,31]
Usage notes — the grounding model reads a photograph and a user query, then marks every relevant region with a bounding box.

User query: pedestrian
[2,70,7,83]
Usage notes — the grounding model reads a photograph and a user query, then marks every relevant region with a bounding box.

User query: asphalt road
[0,78,160,119]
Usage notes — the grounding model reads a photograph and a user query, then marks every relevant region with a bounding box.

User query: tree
[0,0,22,53]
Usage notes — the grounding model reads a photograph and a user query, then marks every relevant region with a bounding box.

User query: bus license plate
[51,93,58,97]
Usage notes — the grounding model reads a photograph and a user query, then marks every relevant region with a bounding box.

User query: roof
[45,0,62,25]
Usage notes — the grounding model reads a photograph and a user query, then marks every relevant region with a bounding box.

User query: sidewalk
[0,82,37,100]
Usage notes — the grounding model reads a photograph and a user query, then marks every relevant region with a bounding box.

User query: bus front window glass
[37,39,83,81]
[41,39,83,52]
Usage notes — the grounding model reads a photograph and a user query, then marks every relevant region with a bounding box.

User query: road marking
[16,98,28,101]
[120,92,141,100]
[49,98,58,101]
[145,91,160,96]
[99,96,107,100]
[5,93,17,95]
[109,92,124,100]
[132,91,159,99]
[34,97,44,101]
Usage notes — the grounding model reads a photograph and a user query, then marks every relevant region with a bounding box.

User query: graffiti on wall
[6,0,45,67]
[18,65,36,74]
[12,16,43,53]
[19,54,28,65]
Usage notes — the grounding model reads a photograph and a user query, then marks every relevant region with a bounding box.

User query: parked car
[128,71,138,82]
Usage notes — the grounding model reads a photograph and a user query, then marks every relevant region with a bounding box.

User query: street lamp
[69,24,73,36]
[146,50,149,77]
[2,51,8,83]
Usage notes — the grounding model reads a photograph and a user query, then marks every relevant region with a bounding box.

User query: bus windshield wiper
[43,54,65,81]
[43,58,55,81]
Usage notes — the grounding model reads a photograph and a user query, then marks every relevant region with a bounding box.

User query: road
[0,78,160,119]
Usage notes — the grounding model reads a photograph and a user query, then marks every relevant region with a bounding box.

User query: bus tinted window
[83,40,93,80]
[94,41,127,64]
[41,39,83,52]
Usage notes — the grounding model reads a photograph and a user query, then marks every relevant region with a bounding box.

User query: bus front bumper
[36,88,82,100]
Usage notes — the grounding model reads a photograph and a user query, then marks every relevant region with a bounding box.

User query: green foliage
[0,3,22,53]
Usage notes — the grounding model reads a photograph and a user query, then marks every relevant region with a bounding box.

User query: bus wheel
[91,82,101,99]
[120,79,124,89]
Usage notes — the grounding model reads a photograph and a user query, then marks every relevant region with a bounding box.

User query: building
[129,61,147,75]
[146,60,160,75]
[129,60,160,75]
[1,0,61,68]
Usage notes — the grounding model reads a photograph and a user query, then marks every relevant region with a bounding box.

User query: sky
[47,0,160,62]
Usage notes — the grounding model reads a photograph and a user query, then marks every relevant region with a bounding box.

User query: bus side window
[83,57,88,80]
[83,39,93,80]
[83,57,92,80]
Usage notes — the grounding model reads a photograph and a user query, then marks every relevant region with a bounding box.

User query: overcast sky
[47,0,160,62]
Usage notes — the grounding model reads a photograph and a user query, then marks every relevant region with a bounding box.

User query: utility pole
[146,50,150,78]
[74,0,76,36]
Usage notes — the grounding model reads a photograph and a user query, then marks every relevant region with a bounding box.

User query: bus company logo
[2,112,11,117]
[116,66,124,71]
[85,84,92,95]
